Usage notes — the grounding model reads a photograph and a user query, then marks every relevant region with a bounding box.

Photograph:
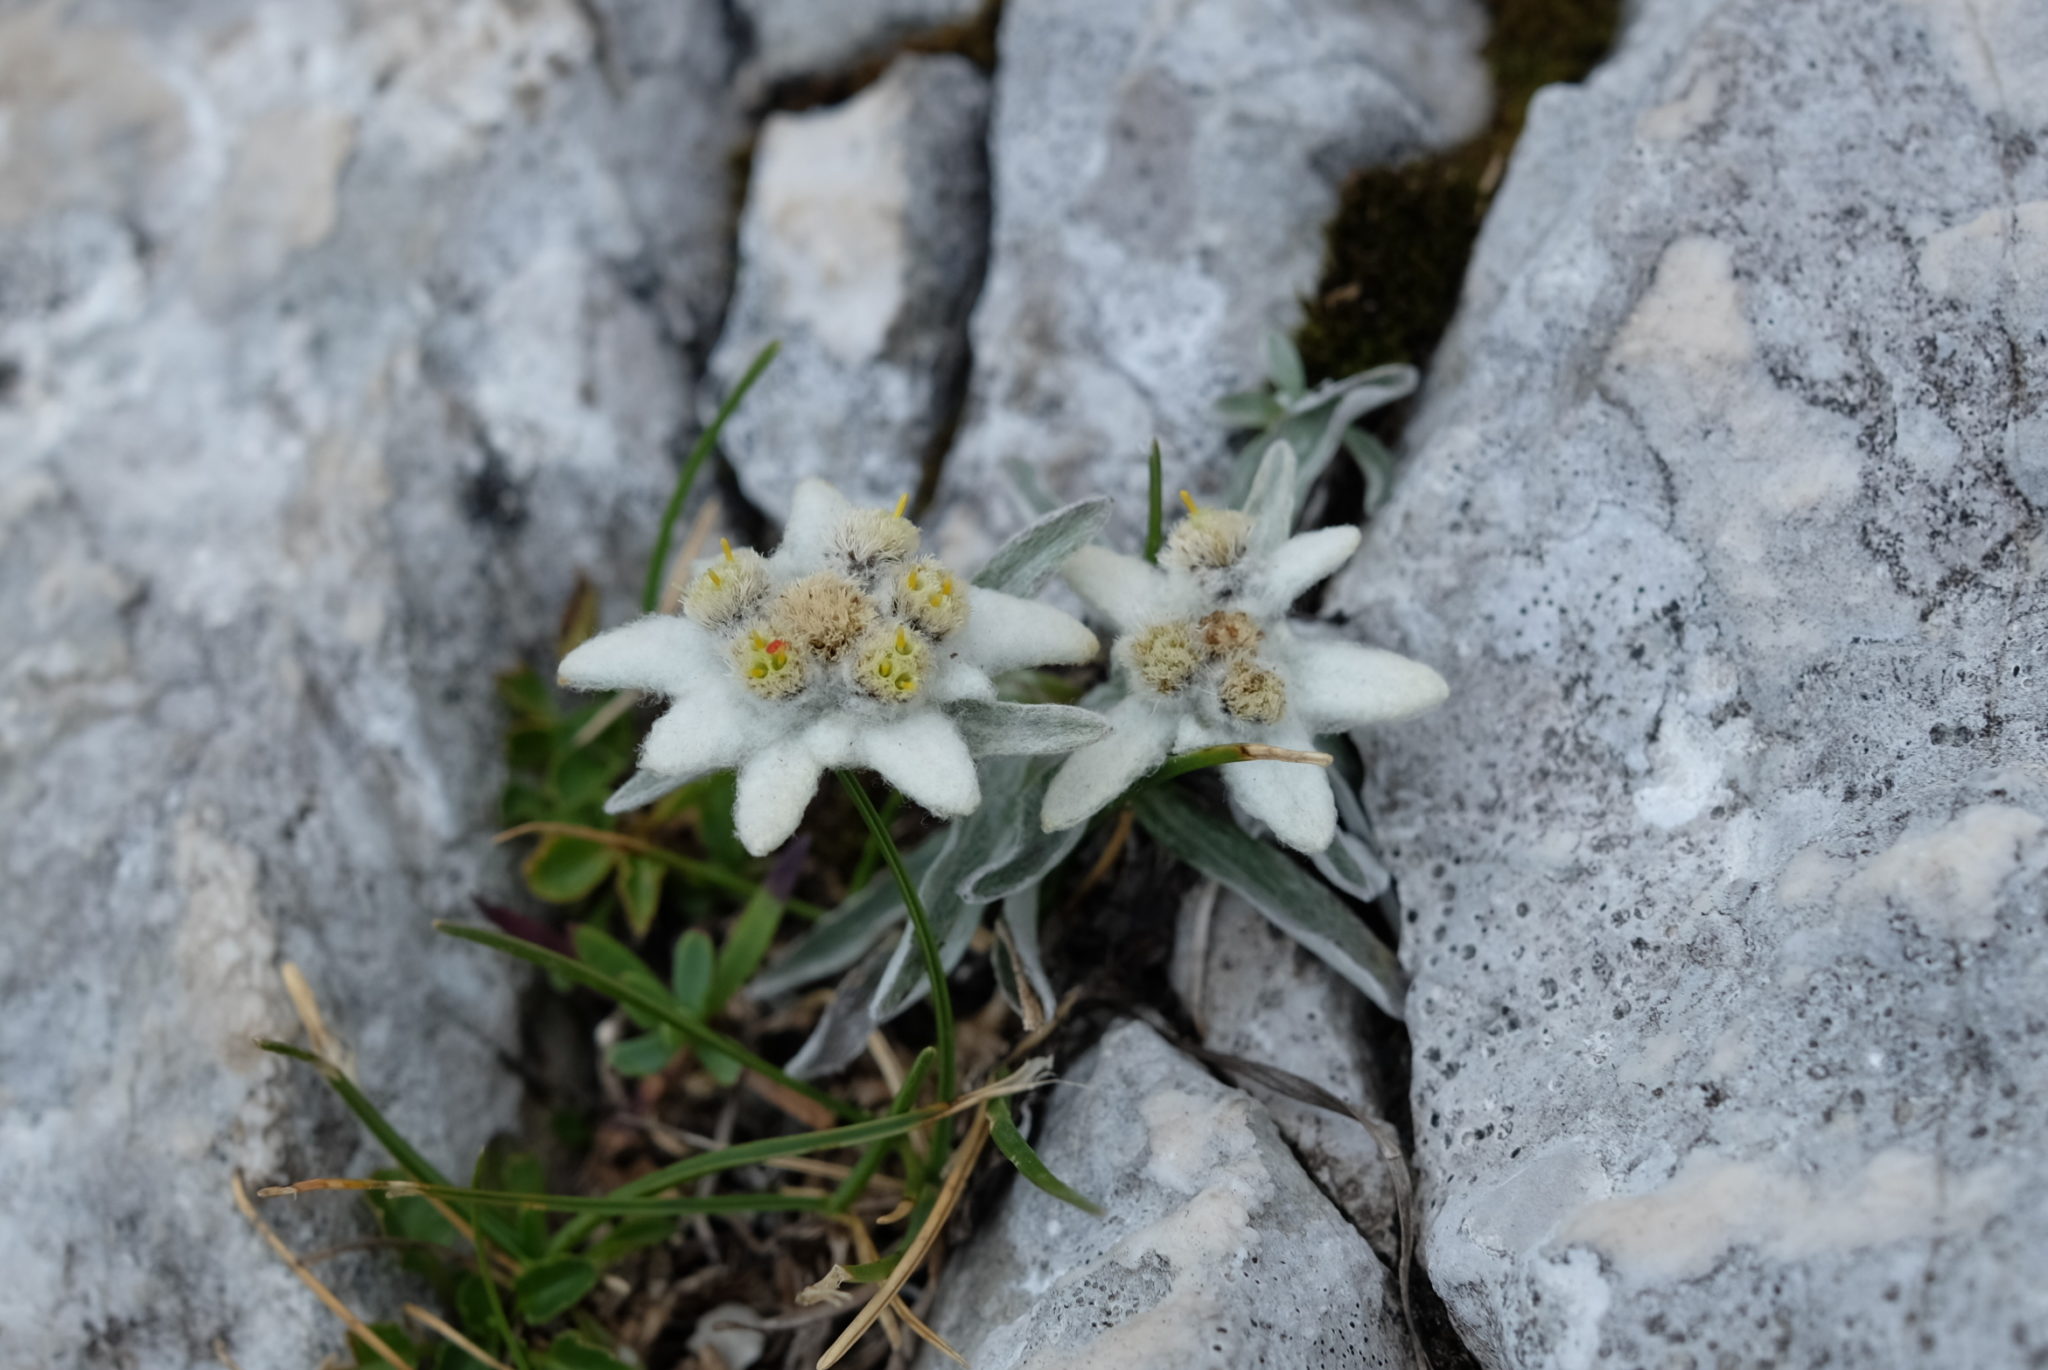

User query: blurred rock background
[3,0,2043,1366]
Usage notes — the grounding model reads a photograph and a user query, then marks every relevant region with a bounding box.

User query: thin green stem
[827,1046,936,1214]
[435,923,862,1124]
[1142,741,1333,790]
[1144,439,1165,563]
[836,772,955,1106]
[846,790,905,894]
[641,341,779,611]
[550,1101,948,1253]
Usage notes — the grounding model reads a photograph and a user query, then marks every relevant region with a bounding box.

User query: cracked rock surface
[708,53,990,523]
[926,1021,1411,1370]
[0,1,738,1364]
[930,0,1490,556]
[1329,0,2048,1364]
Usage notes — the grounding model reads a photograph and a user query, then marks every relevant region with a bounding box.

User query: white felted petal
[732,731,826,856]
[777,478,853,566]
[1222,748,1338,853]
[859,711,980,817]
[557,615,712,696]
[952,588,1100,673]
[930,661,997,703]
[1288,638,1449,730]
[638,686,754,778]
[1042,700,1177,832]
[1060,546,1182,633]
[798,714,861,769]
[1255,525,1362,613]
[1240,440,1299,553]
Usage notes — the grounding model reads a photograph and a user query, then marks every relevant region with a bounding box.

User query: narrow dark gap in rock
[754,0,1004,116]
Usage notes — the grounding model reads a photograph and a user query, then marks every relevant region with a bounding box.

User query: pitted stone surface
[1328,0,2048,1364]
[707,54,989,522]
[929,0,1489,558]
[0,2,739,1364]
[925,1022,1410,1369]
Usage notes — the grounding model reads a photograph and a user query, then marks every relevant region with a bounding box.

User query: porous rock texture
[1173,885,1402,1252]
[734,0,985,95]
[930,0,1490,556]
[708,54,990,523]
[926,1021,1411,1370]
[1330,0,2048,1364]
[0,1,738,1364]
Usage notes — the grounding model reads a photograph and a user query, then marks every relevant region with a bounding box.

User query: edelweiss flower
[560,481,1102,855]
[1043,443,1447,853]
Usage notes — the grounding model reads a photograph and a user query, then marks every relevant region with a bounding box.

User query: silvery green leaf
[946,699,1112,757]
[605,768,690,815]
[955,754,1089,902]
[1264,330,1306,398]
[747,832,946,998]
[1280,363,1417,421]
[867,828,983,1020]
[1311,826,1392,903]
[1132,786,1405,1019]
[1343,427,1396,510]
[782,940,893,1079]
[1002,457,1061,518]
[1292,370,1415,501]
[973,497,1114,596]
[1239,441,1299,551]
[1215,390,1283,429]
[1000,885,1057,1015]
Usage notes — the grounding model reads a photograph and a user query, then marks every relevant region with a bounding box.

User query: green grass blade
[641,341,778,611]
[282,1180,834,1218]
[827,1046,936,1214]
[711,883,785,1011]
[1144,439,1164,563]
[435,923,860,1123]
[552,1100,949,1252]
[471,1205,533,1370]
[257,1039,527,1254]
[988,1093,1103,1215]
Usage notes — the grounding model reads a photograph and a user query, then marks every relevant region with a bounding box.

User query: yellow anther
[895,625,910,653]
[1178,489,1200,515]
[893,493,909,517]
[897,676,917,693]
[907,570,922,591]
[721,538,735,561]
[707,569,723,586]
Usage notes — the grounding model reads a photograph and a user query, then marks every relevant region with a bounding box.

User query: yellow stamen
[895,625,910,653]
[721,538,735,561]
[1178,489,1200,516]
[707,569,722,586]
[893,493,909,518]
[897,677,917,692]
[907,570,922,591]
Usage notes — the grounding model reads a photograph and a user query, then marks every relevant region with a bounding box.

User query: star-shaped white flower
[560,480,1103,856]
[1042,443,1447,853]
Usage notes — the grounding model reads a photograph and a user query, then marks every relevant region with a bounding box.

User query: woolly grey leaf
[1132,786,1404,1019]
[603,768,691,815]
[782,940,894,1079]
[747,831,947,998]
[1264,330,1306,398]
[946,699,1112,757]
[973,496,1114,596]
[867,828,983,1021]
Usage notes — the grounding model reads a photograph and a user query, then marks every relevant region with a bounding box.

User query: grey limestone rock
[735,0,986,94]
[0,1,739,1364]
[708,54,990,524]
[1173,885,1404,1253]
[1328,0,2048,1364]
[927,1020,1411,1369]
[929,0,1491,559]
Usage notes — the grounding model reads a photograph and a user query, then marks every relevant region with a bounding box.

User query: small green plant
[254,333,1449,1366]
[1216,330,1416,512]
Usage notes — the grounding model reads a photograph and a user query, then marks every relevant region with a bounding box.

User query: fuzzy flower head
[1044,443,1448,853]
[560,483,1103,855]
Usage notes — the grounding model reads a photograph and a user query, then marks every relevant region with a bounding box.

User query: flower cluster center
[1123,607,1286,725]
[683,503,970,707]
